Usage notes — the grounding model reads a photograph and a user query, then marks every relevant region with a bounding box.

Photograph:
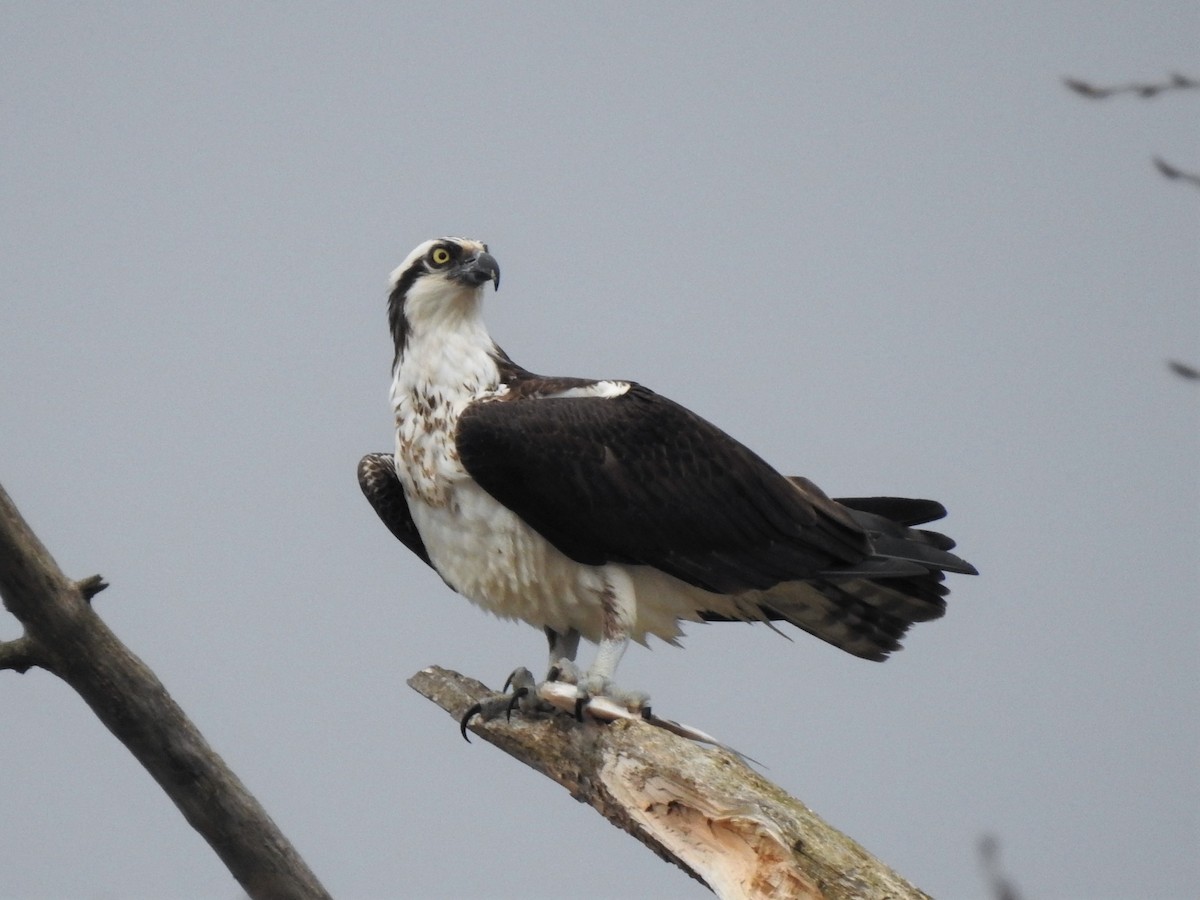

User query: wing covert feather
[455,385,870,594]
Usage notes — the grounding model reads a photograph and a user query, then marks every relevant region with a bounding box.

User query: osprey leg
[572,567,650,713]
[573,633,649,714]
[545,626,580,674]
[459,613,650,740]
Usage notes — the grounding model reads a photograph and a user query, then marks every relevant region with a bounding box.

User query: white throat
[390,279,503,506]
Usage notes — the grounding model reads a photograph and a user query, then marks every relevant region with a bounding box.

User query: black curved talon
[546,665,561,682]
[573,695,587,722]
[460,702,483,742]
[504,687,528,721]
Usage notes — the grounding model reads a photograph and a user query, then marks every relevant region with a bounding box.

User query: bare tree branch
[0,481,330,900]
[1064,73,1200,197]
[1063,72,1199,100]
[1153,157,1200,190]
[410,664,932,900]
[1168,359,1200,380]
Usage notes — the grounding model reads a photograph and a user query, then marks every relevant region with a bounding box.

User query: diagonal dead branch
[409,664,931,900]
[0,481,330,900]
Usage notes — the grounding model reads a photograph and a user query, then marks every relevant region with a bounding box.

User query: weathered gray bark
[411,665,932,900]
[0,481,330,900]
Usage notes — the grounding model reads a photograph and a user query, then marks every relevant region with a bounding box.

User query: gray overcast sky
[3,3,1197,898]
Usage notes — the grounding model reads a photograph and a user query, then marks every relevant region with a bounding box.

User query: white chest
[390,322,501,508]
[389,329,614,637]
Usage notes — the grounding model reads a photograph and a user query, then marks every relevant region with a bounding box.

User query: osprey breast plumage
[359,237,976,717]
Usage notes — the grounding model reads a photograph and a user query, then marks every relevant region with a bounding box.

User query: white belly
[406,476,722,645]
[409,478,609,639]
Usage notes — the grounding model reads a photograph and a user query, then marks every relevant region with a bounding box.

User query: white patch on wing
[538,380,631,400]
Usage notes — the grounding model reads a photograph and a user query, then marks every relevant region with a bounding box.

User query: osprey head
[387,237,500,362]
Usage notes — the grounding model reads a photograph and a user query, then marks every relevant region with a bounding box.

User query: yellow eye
[429,247,452,267]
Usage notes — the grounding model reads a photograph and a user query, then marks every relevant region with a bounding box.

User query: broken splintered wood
[408,665,931,900]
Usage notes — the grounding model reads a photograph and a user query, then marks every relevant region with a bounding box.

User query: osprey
[359,237,976,718]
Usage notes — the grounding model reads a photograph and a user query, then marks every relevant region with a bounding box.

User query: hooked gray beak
[454,251,500,290]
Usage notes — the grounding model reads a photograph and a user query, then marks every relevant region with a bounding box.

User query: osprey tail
[702,491,976,661]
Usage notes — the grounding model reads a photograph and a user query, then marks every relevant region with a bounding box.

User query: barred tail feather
[699,487,976,660]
